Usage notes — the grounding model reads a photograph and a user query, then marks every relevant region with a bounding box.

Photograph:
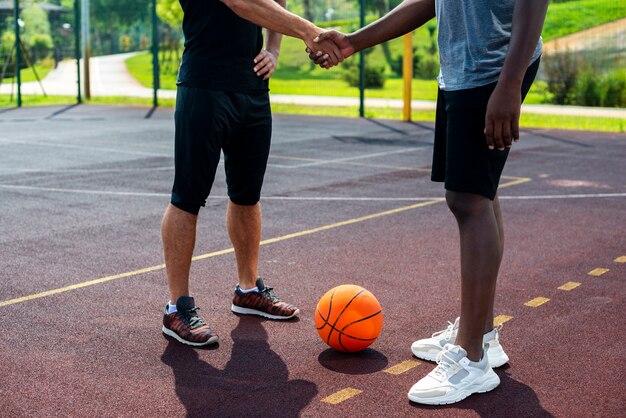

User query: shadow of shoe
[161,316,317,417]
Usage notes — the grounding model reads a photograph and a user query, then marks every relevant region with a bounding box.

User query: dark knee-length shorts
[431,58,540,200]
[171,86,272,215]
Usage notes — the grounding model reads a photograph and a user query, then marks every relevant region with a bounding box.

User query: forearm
[221,0,317,41]
[499,0,548,86]
[265,0,286,56]
[349,0,435,52]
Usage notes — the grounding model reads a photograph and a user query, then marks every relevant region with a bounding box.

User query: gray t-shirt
[435,0,542,91]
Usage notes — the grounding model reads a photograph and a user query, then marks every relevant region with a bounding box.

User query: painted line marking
[271,155,431,172]
[0,200,441,308]
[288,147,425,168]
[524,297,551,308]
[0,176,537,308]
[493,315,513,326]
[383,360,422,375]
[558,282,582,291]
[0,264,166,308]
[499,176,531,189]
[588,268,610,277]
[322,388,362,405]
[614,256,626,263]
[539,174,550,178]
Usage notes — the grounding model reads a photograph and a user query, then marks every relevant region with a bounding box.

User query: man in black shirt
[162,0,343,347]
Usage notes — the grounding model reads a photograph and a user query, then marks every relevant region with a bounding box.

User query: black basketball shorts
[431,58,540,200]
[171,86,272,215]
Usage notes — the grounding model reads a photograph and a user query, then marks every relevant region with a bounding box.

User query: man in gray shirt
[310,0,547,405]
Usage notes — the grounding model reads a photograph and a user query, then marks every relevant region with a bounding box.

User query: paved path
[2,50,625,119]
[543,17,626,54]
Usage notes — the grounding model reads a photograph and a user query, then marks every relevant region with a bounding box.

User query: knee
[445,190,491,221]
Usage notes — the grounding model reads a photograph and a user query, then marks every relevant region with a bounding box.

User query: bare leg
[484,194,505,332]
[162,204,198,303]
[446,191,502,362]
[227,201,261,290]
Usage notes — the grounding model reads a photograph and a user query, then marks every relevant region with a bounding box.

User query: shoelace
[181,307,207,329]
[432,351,458,380]
[260,285,281,303]
[431,320,456,340]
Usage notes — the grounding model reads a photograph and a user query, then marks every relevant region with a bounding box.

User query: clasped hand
[305,30,355,69]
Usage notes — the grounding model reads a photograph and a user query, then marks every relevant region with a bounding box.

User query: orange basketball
[315,284,383,352]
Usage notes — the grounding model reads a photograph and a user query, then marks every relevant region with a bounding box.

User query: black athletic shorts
[431,58,540,200]
[171,86,272,214]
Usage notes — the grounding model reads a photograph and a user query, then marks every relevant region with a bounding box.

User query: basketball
[315,284,383,352]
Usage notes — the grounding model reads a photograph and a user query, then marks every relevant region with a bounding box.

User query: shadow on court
[0,105,624,417]
[162,317,317,417]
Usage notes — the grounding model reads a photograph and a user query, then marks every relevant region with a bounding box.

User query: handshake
[304,30,356,70]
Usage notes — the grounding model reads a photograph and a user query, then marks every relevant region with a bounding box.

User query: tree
[157,0,183,29]
[21,5,54,61]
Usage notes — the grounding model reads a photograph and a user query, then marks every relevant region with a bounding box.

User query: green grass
[270,104,624,133]
[2,94,620,133]
[542,0,626,41]
[1,58,55,83]
[126,52,551,104]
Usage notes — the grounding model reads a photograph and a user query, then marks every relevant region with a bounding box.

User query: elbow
[221,0,245,13]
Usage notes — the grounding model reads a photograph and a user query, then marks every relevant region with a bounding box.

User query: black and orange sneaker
[162,296,219,346]
[231,278,299,320]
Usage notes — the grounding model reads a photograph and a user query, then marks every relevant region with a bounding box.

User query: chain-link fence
[1,1,625,121]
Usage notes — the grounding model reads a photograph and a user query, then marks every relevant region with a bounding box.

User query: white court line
[0,138,168,158]
[0,167,175,174]
[287,147,425,168]
[0,184,624,200]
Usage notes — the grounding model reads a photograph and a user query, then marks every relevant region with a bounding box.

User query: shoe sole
[162,326,219,347]
[412,346,509,368]
[231,304,300,320]
[407,368,500,405]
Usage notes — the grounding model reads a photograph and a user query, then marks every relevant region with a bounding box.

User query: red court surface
[0,105,625,417]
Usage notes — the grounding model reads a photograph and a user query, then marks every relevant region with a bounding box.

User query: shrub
[341,57,385,88]
[573,71,601,106]
[600,71,626,107]
[28,33,53,61]
[119,35,132,52]
[543,49,579,104]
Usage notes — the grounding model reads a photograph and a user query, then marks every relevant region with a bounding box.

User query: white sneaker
[407,344,500,405]
[411,318,509,368]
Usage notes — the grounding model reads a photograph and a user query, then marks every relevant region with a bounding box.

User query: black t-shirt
[177,0,268,92]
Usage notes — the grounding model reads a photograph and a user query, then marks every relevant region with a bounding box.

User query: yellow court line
[499,176,532,189]
[321,388,363,405]
[1,174,535,309]
[558,282,582,291]
[383,360,422,375]
[271,154,431,172]
[524,297,551,308]
[0,264,166,308]
[493,315,513,326]
[588,268,610,277]
[614,256,626,263]
[0,200,441,308]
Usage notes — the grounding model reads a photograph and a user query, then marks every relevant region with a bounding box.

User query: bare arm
[265,0,285,58]
[311,0,435,66]
[253,0,286,80]
[347,0,435,53]
[220,0,343,64]
[485,0,549,150]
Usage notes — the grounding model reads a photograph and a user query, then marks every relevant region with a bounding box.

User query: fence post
[81,0,90,99]
[151,0,159,108]
[358,0,365,117]
[74,0,81,103]
[402,33,413,122]
[14,0,22,107]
